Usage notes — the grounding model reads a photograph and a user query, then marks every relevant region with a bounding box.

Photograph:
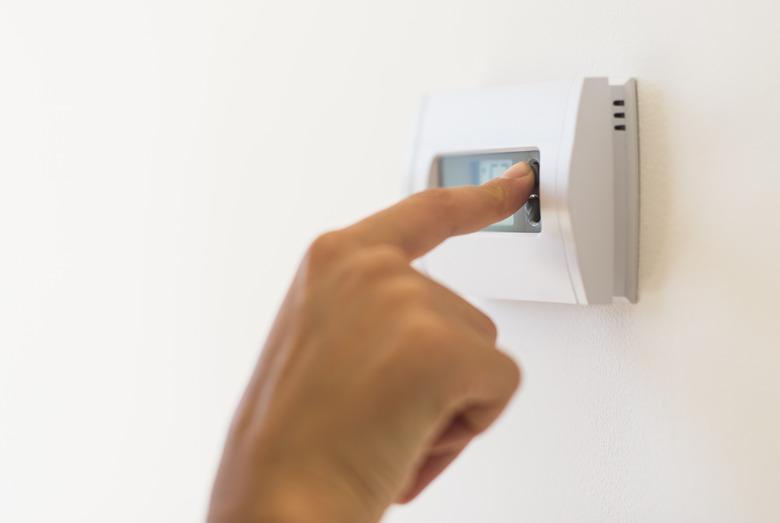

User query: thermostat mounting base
[610,78,640,304]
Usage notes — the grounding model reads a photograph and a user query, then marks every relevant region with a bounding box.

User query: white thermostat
[408,77,640,305]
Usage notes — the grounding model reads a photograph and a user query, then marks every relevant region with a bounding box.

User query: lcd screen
[438,150,541,232]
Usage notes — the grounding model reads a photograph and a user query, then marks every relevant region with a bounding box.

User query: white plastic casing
[408,77,639,305]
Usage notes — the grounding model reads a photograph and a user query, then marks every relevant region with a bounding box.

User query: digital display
[438,150,541,233]
[477,159,513,185]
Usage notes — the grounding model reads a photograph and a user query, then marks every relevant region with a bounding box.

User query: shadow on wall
[634,79,674,301]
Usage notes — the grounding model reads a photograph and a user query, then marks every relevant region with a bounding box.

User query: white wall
[2,1,779,521]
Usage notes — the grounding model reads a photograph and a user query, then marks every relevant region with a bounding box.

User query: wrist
[210,440,383,523]
[249,472,379,523]
[259,480,359,523]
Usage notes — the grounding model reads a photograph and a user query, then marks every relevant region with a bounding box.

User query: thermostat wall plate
[408,77,640,305]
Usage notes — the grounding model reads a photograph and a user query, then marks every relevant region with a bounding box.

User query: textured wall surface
[2,1,779,521]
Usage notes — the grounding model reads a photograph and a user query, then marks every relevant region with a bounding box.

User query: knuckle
[400,311,451,350]
[508,356,522,390]
[483,315,499,341]
[305,231,347,267]
[349,245,407,281]
[395,313,460,407]
[495,351,522,394]
[377,275,430,310]
[364,245,408,271]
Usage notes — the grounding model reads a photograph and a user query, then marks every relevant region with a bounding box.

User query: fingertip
[486,162,535,217]
[499,161,533,180]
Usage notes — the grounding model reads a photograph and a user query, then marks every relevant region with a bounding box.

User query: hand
[208,162,536,523]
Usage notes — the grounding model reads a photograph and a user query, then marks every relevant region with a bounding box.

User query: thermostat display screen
[438,150,541,233]
[477,159,514,185]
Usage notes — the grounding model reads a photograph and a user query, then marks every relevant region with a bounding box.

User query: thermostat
[408,77,640,305]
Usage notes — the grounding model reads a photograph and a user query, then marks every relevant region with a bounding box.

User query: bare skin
[208,161,536,523]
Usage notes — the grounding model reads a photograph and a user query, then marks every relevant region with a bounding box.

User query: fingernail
[500,161,533,179]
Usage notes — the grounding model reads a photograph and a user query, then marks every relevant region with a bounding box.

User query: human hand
[208,161,536,523]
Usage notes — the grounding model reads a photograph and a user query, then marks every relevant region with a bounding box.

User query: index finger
[345,161,536,259]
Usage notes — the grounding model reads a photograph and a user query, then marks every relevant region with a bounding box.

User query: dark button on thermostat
[524,159,541,227]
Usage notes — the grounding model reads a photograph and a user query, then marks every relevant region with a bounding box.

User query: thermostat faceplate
[408,77,639,305]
